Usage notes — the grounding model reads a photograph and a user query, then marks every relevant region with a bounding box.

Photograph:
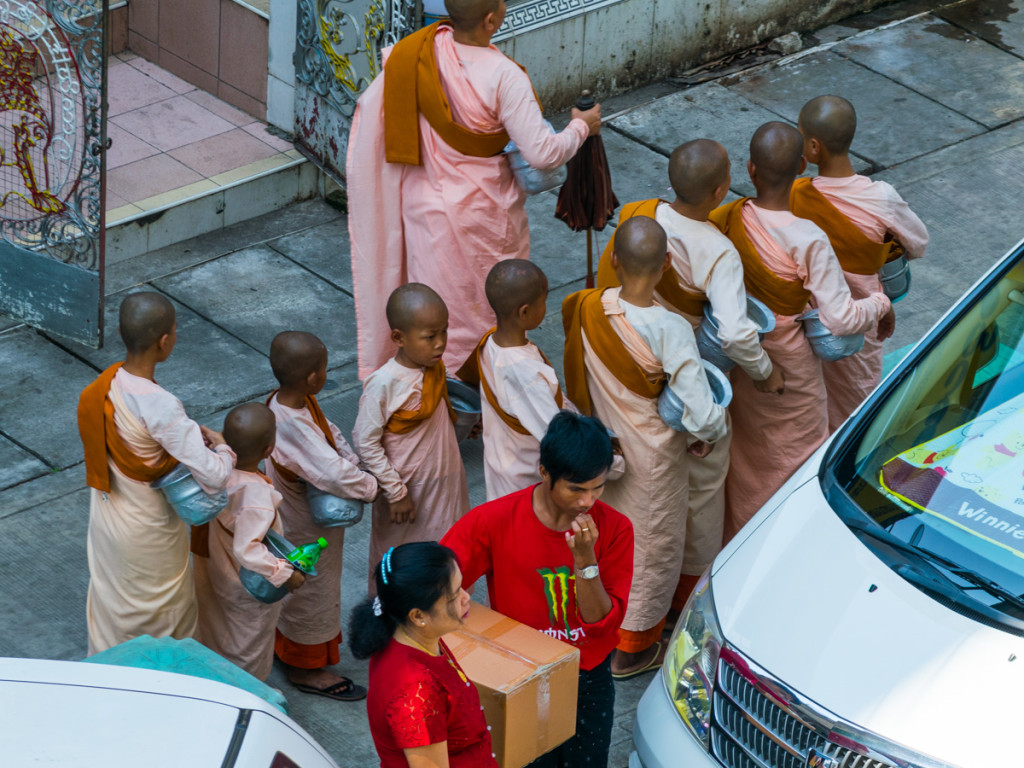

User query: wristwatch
[576,564,600,580]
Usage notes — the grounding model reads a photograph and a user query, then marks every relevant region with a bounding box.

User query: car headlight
[662,569,722,749]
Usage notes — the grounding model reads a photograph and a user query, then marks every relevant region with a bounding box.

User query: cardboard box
[445,602,580,768]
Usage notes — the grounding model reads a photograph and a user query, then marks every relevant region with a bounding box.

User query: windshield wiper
[845,518,1024,616]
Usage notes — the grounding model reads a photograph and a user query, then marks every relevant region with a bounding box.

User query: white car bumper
[630,674,720,768]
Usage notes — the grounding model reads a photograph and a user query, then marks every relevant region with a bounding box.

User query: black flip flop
[292,677,367,702]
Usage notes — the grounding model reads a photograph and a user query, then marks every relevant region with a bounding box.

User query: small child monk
[459,260,624,500]
[266,331,379,701]
[562,216,727,679]
[709,121,892,542]
[353,283,470,575]
[76,292,236,654]
[195,403,305,681]
[793,95,929,430]
[597,138,786,618]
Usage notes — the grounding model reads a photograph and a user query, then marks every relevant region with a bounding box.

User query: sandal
[612,642,665,681]
[291,677,367,702]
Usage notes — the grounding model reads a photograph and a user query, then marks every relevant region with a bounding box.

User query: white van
[630,240,1024,768]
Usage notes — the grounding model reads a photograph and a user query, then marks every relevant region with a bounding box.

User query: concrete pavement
[3,0,1024,764]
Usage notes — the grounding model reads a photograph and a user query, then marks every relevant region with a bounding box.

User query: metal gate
[293,0,417,181]
[0,0,107,347]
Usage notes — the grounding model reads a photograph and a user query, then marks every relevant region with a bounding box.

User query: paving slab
[938,0,1024,57]
[726,50,983,168]
[0,461,85,517]
[806,0,940,45]
[67,288,278,418]
[0,436,49,490]
[836,15,1024,129]
[269,216,353,295]
[874,122,1024,347]
[154,245,359,370]
[106,199,343,295]
[0,329,100,469]
[0,489,91,660]
[525,191,600,290]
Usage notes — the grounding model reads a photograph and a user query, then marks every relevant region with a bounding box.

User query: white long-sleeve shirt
[655,203,773,381]
[618,297,728,443]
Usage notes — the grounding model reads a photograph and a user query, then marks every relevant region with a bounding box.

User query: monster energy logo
[537,566,574,634]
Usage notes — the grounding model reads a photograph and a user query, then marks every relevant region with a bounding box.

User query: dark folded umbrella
[556,91,619,287]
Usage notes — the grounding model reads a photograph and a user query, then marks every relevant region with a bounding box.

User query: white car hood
[713,479,1024,768]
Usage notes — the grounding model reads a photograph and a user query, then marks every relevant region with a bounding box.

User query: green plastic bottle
[286,537,329,572]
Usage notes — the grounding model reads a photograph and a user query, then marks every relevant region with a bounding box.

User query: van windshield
[826,246,1024,629]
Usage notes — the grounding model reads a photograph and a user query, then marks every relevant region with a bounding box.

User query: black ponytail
[348,541,458,660]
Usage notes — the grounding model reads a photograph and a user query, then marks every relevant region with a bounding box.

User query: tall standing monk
[793,95,928,430]
[347,0,602,379]
[76,292,236,654]
[596,139,785,618]
[710,123,892,541]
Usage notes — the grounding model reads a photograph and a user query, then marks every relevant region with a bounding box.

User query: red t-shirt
[367,638,497,768]
[441,485,634,670]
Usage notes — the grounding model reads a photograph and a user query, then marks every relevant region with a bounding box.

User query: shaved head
[270,331,326,387]
[799,95,856,154]
[750,121,805,189]
[119,292,175,354]
[223,403,276,464]
[444,0,502,30]
[485,259,548,318]
[614,216,668,277]
[386,283,448,332]
[669,139,730,206]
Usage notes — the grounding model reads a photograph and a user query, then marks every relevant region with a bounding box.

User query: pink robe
[810,175,930,430]
[353,359,470,576]
[347,27,588,378]
[585,289,726,632]
[725,203,891,540]
[194,470,291,680]
[266,396,379,647]
[86,369,236,655]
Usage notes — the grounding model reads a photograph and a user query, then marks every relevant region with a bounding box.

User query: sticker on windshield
[880,392,1024,559]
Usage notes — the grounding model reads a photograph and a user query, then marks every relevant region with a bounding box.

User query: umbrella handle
[586,228,594,289]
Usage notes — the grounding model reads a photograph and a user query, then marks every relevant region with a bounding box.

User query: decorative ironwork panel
[294,0,416,180]
[0,0,106,346]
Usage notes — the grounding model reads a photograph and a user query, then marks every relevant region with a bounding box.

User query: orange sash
[790,178,904,275]
[77,362,179,492]
[460,329,564,436]
[709,199,812,316]
[385,362,458,434]
[384,22,527,165]
[562,289,664,415]
[266,393,337,484]
[595,199,708,316]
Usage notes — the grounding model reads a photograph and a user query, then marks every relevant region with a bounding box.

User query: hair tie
[372,595,383,617]
[381,547,395,585]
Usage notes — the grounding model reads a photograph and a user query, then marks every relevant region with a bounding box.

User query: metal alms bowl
[503,121,567,196]
[238,529,317,604]
[695,296,777,372]
[447,378,481,442]
[151,464,227,526]
[657,361,733,433]
[799,308,865,362]
[306,483,363,528]
[879,254,911,303]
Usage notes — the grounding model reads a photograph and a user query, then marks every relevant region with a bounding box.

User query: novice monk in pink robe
[195,404,305,681]
[265,332,379,701]
[794,95,929,430]
[346,0,601,378]
[354,284,470,573]
[564,217,727,679]
[76,293,235,655]
[458,260,624,500]
[597,139,786,614]
[710,123,892,542]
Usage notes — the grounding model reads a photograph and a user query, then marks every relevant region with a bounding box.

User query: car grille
[711,657,895,768]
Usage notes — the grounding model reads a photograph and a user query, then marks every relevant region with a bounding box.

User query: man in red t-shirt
[442,411,634,768]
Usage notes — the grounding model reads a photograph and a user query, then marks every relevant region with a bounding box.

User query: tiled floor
[105,51,301,223]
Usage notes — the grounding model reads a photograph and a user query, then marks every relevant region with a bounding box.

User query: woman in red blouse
[350,542,497,768]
